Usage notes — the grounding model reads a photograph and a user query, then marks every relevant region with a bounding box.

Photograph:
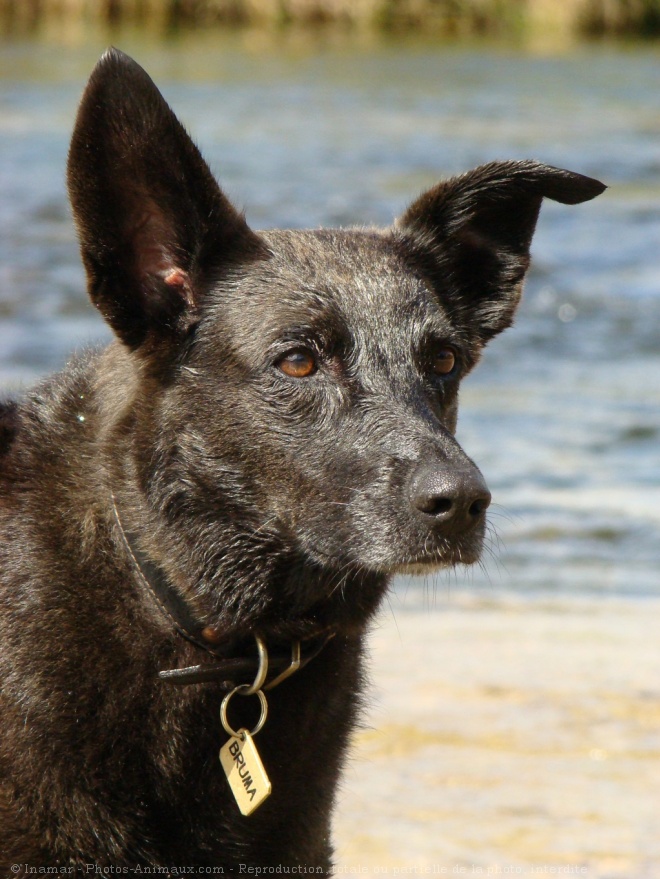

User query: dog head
[67,50,604,638]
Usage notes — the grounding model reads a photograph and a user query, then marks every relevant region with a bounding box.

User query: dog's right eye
[432,347,456,376]
[276,349,318,378]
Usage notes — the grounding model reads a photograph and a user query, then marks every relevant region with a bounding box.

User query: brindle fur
[0,49,604,870]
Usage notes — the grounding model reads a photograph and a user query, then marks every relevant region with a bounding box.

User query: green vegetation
[1,0,660,35]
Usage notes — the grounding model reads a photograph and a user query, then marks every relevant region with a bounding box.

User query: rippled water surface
[1,34,659,599]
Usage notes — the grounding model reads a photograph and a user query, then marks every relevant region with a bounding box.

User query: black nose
[409,462,491,527]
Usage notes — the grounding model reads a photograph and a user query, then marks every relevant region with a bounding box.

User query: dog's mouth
[303,526,485,579]
[388,540,485,575]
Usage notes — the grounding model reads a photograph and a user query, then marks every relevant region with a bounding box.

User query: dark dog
[0,49,604,870]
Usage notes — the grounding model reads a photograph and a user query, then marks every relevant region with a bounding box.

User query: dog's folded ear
[396,161,606,343]
[67,48,265,350]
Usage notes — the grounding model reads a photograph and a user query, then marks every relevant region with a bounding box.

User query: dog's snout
[409,462,491,527]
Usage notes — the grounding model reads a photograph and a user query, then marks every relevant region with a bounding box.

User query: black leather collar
[112,498,334,689]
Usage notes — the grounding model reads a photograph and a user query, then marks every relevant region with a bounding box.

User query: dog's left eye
[276,348,318,378]
[432,347,457,376]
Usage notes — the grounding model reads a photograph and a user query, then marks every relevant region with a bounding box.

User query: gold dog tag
[219,730,272,816]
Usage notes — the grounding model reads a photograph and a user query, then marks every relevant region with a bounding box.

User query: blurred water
[1,34,658,598]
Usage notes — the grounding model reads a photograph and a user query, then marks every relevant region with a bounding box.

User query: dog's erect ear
[67,48,265,350]
[396,161,606,342]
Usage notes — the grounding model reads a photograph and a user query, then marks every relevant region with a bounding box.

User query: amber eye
[432,347,456,376]
[277,348,318,378]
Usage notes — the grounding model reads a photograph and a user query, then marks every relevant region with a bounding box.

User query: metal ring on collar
[242,633,269,695]
[220,686,268,739]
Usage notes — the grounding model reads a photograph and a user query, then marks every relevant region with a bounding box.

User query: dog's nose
[409,463,491,527]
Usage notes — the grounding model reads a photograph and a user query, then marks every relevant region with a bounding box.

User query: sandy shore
[332,593,660,878]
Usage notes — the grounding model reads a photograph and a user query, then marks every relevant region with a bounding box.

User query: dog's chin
[372,539,484,577]
[391,560,450,576]
[390,548,482,576]
[305,542,483,581]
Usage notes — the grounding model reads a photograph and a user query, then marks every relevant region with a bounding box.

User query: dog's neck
[111,495,336,689]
